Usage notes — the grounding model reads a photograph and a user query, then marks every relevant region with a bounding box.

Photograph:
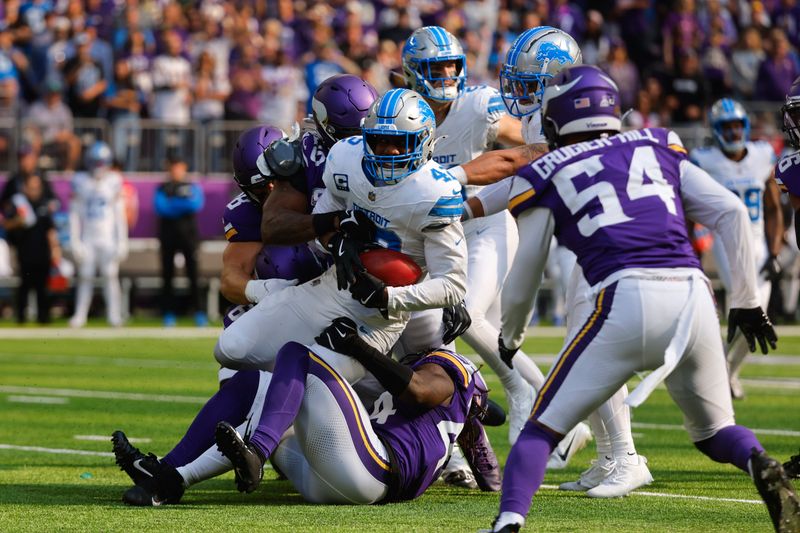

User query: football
[359,248,423,287]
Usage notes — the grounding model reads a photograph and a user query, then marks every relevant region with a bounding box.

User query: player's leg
[70,243,97,327]
[114,369,271,505]
[96,245,123,326]
[665,284,800,532]
[461,213,541,444]
[494,280,646,531]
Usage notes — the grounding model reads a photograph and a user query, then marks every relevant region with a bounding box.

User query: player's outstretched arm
[501,207,554,351]
[261,181,315,245]
[220,241,262,304]
[451,144,546,187]
[316,318,455,407]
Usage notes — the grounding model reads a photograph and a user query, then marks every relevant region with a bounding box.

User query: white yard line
[539,484,762,505]
[0,443,113,457]
[632,422,800,437]
[0,352,215,370]
[74,435,151,443]
[7,395,68,404]
[0,385,207,404]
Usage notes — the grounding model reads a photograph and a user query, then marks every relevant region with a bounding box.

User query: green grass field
[0,330,798,532]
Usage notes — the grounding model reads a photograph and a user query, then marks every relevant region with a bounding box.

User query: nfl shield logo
[368,191,376,201]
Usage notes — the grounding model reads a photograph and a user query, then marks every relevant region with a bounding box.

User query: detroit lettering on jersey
[511,127,699,286]
[776,150,800,197]
[372,350,476,501]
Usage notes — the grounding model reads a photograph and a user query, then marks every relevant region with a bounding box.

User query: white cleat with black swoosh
[546,422,592,469]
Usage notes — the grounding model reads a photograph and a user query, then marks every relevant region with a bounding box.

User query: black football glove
[325,232,364,290]
[442,300,472,345]
[727,307,778,354]
[498,335,519,369]
[315,317,361,354]
[350,270,388,309]
[338,210,377,243]
[759,255,782,283]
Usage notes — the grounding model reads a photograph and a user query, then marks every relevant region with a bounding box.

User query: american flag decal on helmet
[574,97,590,109]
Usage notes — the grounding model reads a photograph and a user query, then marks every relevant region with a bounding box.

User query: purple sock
[694,425,764,474]
[499,420,558,517]
[162,369,261,467]
[249,341,310,459]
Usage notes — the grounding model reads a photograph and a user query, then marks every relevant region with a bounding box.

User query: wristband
[449,165,468,185]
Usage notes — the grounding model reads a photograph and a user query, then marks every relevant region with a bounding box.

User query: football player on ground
[111,320,498,505]
[214,87,467,388]
[68,141,128,328]
[401,26,547,450]
[481,65,796,533]
[690,99,784,400]
[460,28,654,496]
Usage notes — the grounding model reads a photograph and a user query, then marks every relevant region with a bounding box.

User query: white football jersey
[316,137,464,271]
[432,85,505,197]
[690,141,776,240]
[70,170,124,242]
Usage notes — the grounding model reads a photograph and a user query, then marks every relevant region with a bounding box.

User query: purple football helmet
[232,125,286,204]
[254,244,327,284]
[312,74,378,149]
[541,65,621,149]
[783,76,800,149]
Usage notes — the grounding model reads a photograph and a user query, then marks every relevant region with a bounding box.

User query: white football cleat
[547,422,592,469]
[585,453,653,498]
[69,316,86,328]
[559,455,615,491]
[507,382,536,445]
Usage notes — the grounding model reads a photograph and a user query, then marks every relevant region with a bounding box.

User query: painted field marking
[74,435,151,443]
[0,443,113,457]
[539,484,762,505]
[7,395,68,404]
[0,385,207,404]
[632,422,800,437]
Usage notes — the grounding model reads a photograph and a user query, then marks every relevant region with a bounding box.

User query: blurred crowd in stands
[1,0,800,172]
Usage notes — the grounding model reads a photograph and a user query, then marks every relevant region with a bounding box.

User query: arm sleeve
[679,160,760,308]
[501,207,555,349]
[474,177,516,217]
[386,222,467,312]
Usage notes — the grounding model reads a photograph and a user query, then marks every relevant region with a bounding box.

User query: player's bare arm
[260,180,315,244]
[220,241,262,305]
[456,143,547,187]
[763,174,784,258]
[401,363,456,408]
[495,114,525,146]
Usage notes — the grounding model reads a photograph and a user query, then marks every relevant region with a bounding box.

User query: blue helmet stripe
[509,26,552,67]
[429,26,449,48]
[377,89,403,124]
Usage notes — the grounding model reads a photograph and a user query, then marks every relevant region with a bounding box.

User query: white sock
[176,444,232,487]
[599,386,636,457]
[588,410,611,458]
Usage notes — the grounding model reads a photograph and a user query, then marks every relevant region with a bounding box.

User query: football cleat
[111,430,153,486]
[559,455,616,492]
[586,453,653,498]
[457,418,501,492]
[118,460,184,506]
[480,513,523,533]
[784,450,800,479]
[442,468,478,490]
[751,448,800,533]
[507,382,536,445]
[547,422,593,469]
[215,421,265,493]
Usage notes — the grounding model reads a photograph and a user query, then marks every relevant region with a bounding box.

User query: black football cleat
[120,460,185,506]
[112,430,152,486]
[480,517,521,533]
[215,421,265,493]
[751,448,800,533]
[784,450,800,480]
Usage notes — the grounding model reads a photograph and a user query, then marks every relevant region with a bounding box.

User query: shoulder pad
[264,139,304,179]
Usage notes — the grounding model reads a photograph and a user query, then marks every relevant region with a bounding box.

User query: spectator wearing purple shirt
[662,0,703,71]
[601,39,639,111]
[755,28,800,101]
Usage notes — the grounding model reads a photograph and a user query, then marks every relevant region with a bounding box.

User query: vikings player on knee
[484,65,794,533]
[690,99,783,401]
[111,318,497,506]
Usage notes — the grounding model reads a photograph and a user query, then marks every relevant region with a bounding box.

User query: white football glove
[245,278,298,304]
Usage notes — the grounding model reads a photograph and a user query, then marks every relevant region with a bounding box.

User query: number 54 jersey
[508,128,700,286]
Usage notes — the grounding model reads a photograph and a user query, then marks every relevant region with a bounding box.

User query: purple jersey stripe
[307,351,393,482]
[531,282,618,419]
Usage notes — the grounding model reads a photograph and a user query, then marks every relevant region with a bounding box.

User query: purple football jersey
[299,131,329,211]
[373,351,476,501]
[222,193,262,243]
[510,128,700,286]
[775,150,800,197]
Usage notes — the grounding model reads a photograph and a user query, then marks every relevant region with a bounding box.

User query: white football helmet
[402,26,466,102]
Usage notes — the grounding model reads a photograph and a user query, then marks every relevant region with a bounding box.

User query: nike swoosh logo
[452,188,461,195]
[338,241,345,256]
[475,228,488,236]
[132,459,154,478]
[454,238,463,246]
[336,328,347,338]
[555,431,577,462]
